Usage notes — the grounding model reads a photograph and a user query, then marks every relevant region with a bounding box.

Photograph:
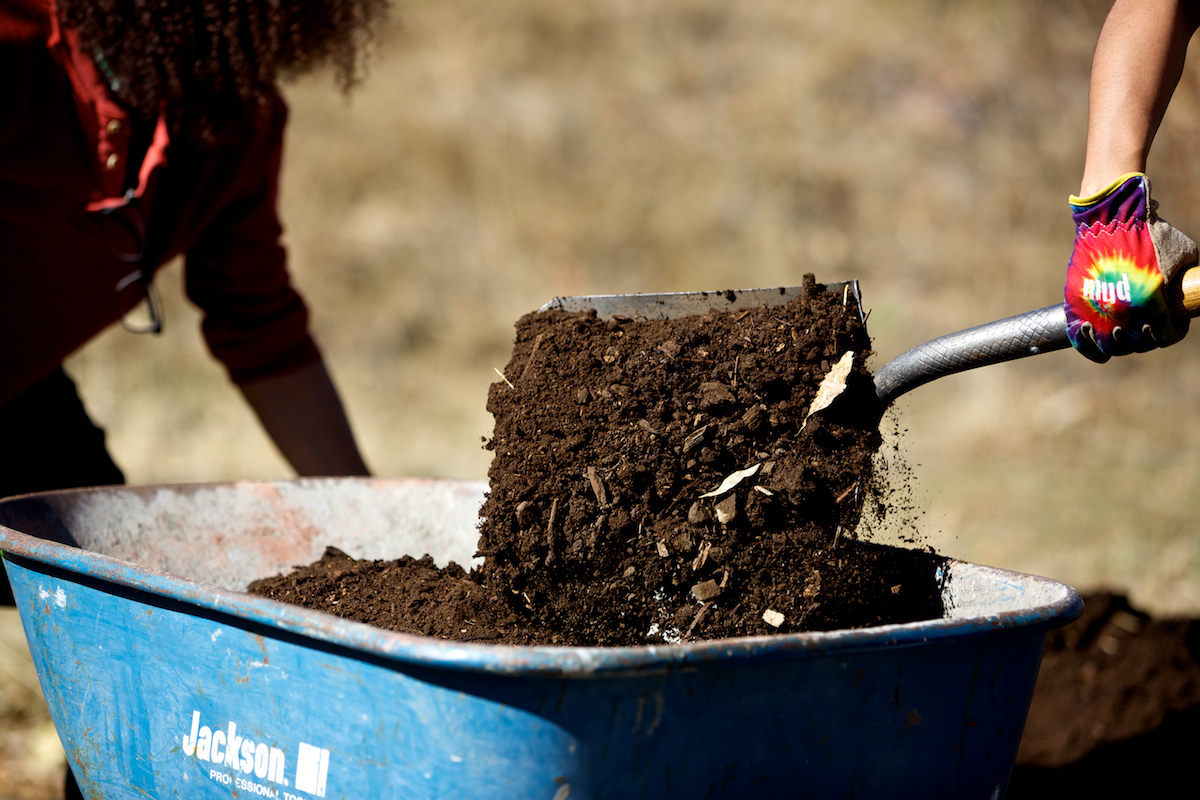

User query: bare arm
[1080,0,1200,196]
[239,361,371,477]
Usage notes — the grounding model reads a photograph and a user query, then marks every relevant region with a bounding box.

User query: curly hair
[57,0,389,142]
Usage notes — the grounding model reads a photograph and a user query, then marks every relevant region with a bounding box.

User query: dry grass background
[7,0,1200,795]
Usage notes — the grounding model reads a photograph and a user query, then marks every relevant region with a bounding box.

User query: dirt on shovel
[250,274,946,646]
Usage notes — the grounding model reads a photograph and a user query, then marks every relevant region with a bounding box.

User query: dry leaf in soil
[804,350,855,426]
[699,463,761,499]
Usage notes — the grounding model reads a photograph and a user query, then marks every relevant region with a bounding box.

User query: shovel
[539,268,1200,406]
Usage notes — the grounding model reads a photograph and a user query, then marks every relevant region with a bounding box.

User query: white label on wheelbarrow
[180,710,331,798]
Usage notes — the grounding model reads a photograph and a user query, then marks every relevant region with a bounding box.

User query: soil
[250,274,947,646]
[1008,591,1200,798]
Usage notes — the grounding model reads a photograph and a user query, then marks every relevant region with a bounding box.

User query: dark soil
[251,275,947,646]
[1008,592,1200,798]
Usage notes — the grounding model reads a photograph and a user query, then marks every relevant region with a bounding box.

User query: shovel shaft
[875,264,1200,406]
[872,305,1068,405]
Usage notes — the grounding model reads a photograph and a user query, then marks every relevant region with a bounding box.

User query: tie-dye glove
[1064,173,1197,363]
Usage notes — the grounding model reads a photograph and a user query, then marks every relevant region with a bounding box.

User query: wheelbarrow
[0,478,1080,799]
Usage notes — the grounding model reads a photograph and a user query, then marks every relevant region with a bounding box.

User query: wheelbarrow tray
[0,478,1080,800]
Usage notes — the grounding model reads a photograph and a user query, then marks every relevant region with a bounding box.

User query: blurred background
[7,0,1200,795]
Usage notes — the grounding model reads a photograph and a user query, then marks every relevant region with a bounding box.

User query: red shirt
[0,0,321,407]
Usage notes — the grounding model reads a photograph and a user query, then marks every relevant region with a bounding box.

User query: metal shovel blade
[538,283,1070,406]
[538,281,863,322]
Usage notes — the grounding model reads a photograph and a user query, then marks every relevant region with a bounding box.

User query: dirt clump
[1008,591,1200,798]
[251,275,946,646]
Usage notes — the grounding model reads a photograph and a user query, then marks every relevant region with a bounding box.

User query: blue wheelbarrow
[0,478,1080,799]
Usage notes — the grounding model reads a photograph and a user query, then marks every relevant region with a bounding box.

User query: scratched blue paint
[0,480,1081,799]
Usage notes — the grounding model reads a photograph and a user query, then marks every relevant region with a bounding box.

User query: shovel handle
[1173,264,1200,317]
[873,264,1200,406]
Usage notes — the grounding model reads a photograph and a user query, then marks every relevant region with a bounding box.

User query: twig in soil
[831,525,844,550]
[519,333,548,382]
[637,419,663,436]
[683,602,713,641]
[544,498,559,565]
[836,481,860,504]
[586,466,608,507]
[493,367,515,389]
[682,424,710,454]
[662,482,702,517]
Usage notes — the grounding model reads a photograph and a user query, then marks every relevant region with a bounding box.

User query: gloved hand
[1064,173,1198,363]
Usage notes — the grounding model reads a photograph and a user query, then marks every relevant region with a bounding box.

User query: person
[1064,0,1200,362]
[0,0,380,495]
[1,1,381,794]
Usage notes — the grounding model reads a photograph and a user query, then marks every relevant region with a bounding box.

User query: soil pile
[251,275,946,645]
[1008,592,1200,798]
